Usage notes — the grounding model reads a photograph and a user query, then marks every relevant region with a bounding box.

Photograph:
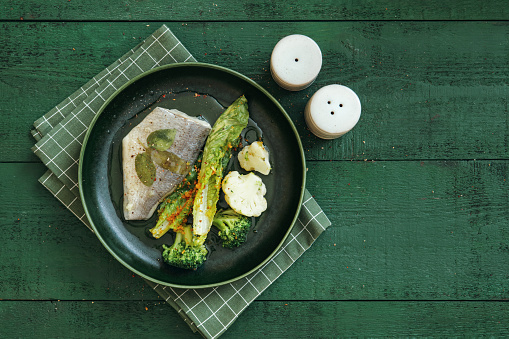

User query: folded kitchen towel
[31,25,331,339]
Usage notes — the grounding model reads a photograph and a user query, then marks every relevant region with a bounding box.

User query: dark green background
[1,1,508,337]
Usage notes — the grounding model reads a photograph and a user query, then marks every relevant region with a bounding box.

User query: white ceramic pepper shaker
[270,34,322,91]
[304,84,361,139]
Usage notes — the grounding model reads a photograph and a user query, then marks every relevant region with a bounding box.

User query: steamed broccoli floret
[212,209,252,248]
[162,225,208,270]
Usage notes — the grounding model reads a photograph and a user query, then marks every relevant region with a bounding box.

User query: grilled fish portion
[122,107,211,220]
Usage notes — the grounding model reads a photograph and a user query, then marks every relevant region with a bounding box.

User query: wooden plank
[2,0,508,21]
[264,159,509,301]
[1,160,508,301]
[0,162,148,300]
[0,300,508,338]
[2,21,509,162]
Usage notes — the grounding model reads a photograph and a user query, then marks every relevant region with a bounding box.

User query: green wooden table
[2,2,509,337]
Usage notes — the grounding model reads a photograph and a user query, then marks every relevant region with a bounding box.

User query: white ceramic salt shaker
[304,84,361,139]
[270,34,322,91]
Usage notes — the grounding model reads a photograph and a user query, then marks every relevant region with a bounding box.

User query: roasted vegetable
[222,171,267,217]
[150,156,200,239]
[192,96,249,236]
[162,225,208,270]
[238,141,271,175]
[212,209,252,248]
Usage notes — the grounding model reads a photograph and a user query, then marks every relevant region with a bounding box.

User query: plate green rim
[78,62,306,288]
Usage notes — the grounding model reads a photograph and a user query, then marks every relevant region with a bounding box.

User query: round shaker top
[307,84,361,136]
[270,34,322,91]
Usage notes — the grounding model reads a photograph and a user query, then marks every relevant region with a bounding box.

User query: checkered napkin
[31,25,331,338]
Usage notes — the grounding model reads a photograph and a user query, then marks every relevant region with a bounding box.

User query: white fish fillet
[122,107,211,220]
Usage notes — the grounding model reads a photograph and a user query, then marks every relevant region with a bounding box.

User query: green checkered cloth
[31,25,331,339]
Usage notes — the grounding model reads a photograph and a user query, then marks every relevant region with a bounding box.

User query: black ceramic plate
[79,63,306,288]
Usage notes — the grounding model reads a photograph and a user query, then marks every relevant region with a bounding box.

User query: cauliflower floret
[222,171,267,217]
[238,141,271,175]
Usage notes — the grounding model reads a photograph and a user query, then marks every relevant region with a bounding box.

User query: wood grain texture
[0,300,507,338]
[0,162,149,300]
[1,22,508,162]
[270,160,509,301]
[1,3,509,337]
[2,0,509,21]
[2,161,507,301]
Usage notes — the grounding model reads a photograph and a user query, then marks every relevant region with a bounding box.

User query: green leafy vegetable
[147,128,177,151]
[134,128,187,185]
[150,158,200,239]
[192,95,249,236]
[151,149,190,175]
[135,152,156,186]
